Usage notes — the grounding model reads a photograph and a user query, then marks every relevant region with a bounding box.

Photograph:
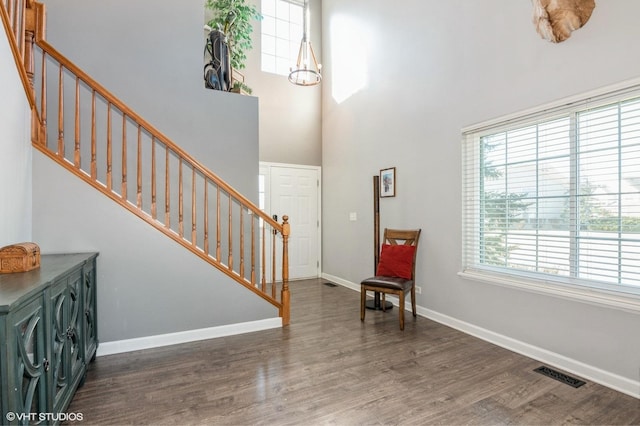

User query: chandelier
[288,0,322,86]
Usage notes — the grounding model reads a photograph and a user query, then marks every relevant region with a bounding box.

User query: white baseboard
[322,273,360,292]
[97,317,282,357]
[321,273,640,399]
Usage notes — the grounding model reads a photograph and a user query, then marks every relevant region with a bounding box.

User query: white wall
[0,28,31,247]
[322,0,640,395]
[241,0,323,166]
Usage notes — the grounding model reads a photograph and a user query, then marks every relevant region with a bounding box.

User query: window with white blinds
[462,85,640,302]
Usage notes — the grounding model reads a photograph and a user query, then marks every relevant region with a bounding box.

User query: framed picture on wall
[380,167,396,197]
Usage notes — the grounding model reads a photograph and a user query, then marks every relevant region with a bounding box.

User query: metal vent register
[534,366,586,388]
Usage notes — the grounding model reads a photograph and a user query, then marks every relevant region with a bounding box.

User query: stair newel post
[24,1,35,96]
[281,215,290,326]
[26,0,46,144]
[23,1,37,145]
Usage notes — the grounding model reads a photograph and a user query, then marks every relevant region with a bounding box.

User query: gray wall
[33,152,276,342]
[321,0,640,388]
[41,0,258,194]
[32,0,277,342]
[0,29,31,247]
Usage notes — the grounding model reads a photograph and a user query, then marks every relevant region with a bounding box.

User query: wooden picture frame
[380,167,396,198]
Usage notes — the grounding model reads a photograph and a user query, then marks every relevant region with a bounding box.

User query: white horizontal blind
[462,87,640,296]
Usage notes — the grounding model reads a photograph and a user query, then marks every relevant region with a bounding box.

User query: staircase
[1,0,291,325]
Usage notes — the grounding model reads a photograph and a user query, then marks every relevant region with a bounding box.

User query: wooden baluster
[216,186,221,261]
[30,22,38,143]
[57,64,64,157]
[121,114,127,200]
[136,125,142,209]
[204,179,209,255]
[6,1,13,33]
[24,43,34,89]
[74,77,80,168]
[9,0,16,41]
[228,195,233,270]
[25,12,38,145]
[178,159,184,237]
[151,136,156,219]
[251,211,256,285]
[106,104,112,191]
[191,167,196,246]
[23,8,34,98]
[39,50,46,145]
[271,225,276,297]
[90,90,96,179]
[12,1,18,40]
[281,215,290,326]
[261,223,266,292]
[164,147,170,227]
[18,0,24,54]
[239,205,245,279]
[24,33,34,90]
[30,101,39,145]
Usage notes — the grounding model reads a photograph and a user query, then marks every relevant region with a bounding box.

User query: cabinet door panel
[50,284,69,413]
[8,297,48,421]
[82,261,98,363]
[68,273,83,383]
[50,269,85,415]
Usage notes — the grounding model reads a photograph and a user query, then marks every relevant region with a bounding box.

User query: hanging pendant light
[288,0,322,86]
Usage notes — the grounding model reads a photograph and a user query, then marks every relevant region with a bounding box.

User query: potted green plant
[205,0,262,93]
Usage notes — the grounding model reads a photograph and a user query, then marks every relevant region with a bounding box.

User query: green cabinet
[0,253,98,425]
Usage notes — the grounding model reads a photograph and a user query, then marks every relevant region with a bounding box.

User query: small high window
[261,0,303,76]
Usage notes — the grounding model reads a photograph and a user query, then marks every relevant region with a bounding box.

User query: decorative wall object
[380,167,396,198]
[532,0,596,43]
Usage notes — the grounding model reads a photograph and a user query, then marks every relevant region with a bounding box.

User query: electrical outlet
[415,286,422,294]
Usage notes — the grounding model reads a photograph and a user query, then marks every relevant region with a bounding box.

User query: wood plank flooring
[67,279,640,425]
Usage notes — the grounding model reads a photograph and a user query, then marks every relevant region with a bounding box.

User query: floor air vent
[323,282,337,287]
[534,366,586,388]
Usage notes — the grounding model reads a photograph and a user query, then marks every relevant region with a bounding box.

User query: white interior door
[260,163,321,280]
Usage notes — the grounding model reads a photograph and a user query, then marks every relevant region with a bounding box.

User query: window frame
[460,79,640,313]
[260,0,304,77]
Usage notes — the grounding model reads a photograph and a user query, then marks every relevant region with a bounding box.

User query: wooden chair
[360,228,421,330]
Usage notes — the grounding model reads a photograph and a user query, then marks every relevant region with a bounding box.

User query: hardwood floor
[67,279,640,425]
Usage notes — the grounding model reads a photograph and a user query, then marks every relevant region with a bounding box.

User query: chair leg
[381,293,386,312]
[399,292,405,330]
[360,287,366,321]
[411,287,417,317]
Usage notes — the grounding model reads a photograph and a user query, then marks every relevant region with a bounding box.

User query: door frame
[259,161,322,279]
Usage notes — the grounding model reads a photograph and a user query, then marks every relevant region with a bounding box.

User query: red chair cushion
[376,244,415,280]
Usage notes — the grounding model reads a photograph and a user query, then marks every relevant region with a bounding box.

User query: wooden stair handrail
[5,0,291,325]
[35,38,282,232]
[1,0,36,108]
[34,144,287,310]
